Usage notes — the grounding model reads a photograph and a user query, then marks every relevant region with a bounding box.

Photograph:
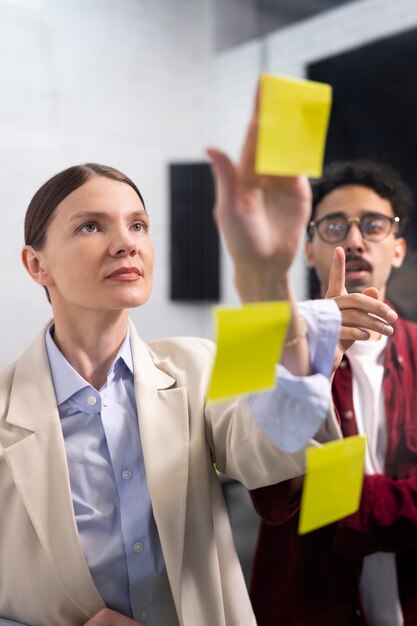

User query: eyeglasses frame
[308,212,401,243]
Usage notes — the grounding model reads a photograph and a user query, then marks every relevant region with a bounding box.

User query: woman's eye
[132,222,145,232]
[80,223,98,233]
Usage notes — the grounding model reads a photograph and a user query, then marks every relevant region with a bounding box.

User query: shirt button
[140,610,148,621]
[343,410,353,420]
[87,395,97,406]
[133,541,143,553]
[122,470,132,480]
[102,397,109,407]
[339,360,348,369]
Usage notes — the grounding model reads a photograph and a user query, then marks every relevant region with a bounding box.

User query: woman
[0,104,396,626]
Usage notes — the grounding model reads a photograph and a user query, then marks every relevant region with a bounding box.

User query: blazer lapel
[129,322,189,610]
[4,325,105,619]
[4,321,190,618]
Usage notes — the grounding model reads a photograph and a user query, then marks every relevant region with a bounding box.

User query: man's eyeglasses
[308,212,400,244]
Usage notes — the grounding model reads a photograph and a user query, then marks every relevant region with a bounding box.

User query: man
[250,160,417,626]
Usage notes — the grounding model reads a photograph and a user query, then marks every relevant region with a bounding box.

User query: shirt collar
[45,324,134,406]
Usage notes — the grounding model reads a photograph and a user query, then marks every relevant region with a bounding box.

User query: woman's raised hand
[207,86,311,303]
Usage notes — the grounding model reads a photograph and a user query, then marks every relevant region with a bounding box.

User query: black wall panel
[306,27,417,316]
[169,162,220,302]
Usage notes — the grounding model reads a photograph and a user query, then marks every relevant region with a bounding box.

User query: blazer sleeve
[249,479,301,525]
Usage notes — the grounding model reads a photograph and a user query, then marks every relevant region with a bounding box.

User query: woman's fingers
[206,147,237,225]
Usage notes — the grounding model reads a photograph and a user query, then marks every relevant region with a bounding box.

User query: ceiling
[215,0,359,52]
[256,0,356,18]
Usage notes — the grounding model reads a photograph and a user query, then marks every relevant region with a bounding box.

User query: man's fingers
[362,286,380,300]
[339,310,395,336]
[334,293,398,324]
[339,327,370,342]
[326,247,346,297]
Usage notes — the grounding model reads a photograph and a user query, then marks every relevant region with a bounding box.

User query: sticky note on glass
[255,73,332,178]
[206,301,291,402]
[298,435,366,535]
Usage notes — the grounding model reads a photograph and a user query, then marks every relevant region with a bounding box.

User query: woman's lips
[106,267,142,281]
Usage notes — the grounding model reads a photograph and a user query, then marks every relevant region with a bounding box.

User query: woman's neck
[51,307,130,390]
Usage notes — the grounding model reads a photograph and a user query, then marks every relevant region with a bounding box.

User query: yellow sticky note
[255,73,332,177]
[207,301,291,402]
[298,436,366,535]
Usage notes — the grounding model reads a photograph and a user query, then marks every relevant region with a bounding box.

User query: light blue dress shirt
[247,298,341,452]
[45,328,178,626]
[0,298,341,626]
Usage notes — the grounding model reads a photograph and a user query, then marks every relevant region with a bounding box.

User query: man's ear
[305,239,315,269]
[392,237,407,269]
[21,245,54,287]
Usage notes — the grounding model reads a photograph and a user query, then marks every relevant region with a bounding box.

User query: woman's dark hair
[24,163,146,302]
[309,160,414,238]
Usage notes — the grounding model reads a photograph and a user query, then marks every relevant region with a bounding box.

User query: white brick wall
[0,0,213,369]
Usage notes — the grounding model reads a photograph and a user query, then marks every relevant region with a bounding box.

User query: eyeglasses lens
[318,218,347,243]
[317,215,393,243]
[361,215,391,240]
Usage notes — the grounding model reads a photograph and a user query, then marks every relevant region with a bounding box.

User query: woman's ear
[21,245,54,287]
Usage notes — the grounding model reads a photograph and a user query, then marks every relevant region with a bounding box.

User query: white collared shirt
[347,338,404,626]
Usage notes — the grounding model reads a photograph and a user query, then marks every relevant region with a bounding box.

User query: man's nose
[343,221,365,253]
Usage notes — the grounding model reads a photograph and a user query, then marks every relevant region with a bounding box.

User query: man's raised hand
[326,247,397,362]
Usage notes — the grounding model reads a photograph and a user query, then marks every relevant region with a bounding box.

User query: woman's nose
[109,230,137,257]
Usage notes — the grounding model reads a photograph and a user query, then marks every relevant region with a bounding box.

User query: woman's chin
[110,292,151,310]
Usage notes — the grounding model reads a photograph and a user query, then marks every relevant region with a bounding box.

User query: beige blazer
[0,321,340,626]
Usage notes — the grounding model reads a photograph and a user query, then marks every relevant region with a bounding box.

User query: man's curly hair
[309,160,414,239]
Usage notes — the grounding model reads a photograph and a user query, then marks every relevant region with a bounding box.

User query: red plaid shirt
[250,315,417,626]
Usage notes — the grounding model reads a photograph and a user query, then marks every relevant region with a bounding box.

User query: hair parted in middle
[24,162,146,302]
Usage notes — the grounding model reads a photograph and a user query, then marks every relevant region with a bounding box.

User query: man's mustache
[345,254,373,273]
